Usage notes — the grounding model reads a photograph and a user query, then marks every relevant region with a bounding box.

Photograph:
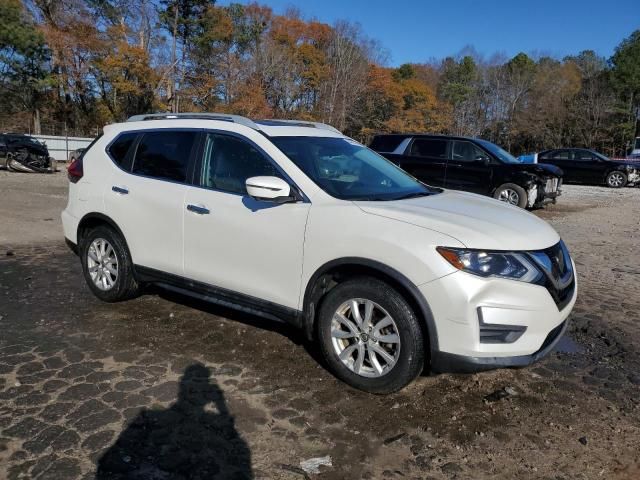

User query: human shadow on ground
[96,363,252,479]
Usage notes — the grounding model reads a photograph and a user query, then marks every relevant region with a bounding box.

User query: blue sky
[219,0,639,65]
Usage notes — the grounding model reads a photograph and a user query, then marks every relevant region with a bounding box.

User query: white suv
[62,113,577,393]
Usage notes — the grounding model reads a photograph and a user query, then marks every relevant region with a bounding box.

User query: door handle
[112,185,129,195]
[187,204,210,215]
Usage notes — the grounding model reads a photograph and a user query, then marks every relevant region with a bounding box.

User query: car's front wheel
[317,278,425,394]
[606,171,626,188]
[80,226,140,302]
[494,183,528,208]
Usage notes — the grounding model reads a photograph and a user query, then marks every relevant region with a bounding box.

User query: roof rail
[255,119,341,134]
[126,112,260,131]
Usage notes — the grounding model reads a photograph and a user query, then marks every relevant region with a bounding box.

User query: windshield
[476,139,520,164]
[592,150,609,161]
[7,136,42,146]
[271,136,437,201]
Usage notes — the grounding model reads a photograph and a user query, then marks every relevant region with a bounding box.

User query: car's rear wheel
[494,183,528,208]
[606,171,626,188]
[80,226,140,302]
[317,278,424,394]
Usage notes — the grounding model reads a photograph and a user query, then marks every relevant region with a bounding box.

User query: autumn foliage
[1,1,639,155]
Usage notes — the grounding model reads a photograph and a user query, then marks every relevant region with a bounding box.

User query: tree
[92,25,161,121]
[516,58,581,151]
[610,30,640,150]
[0,0,50,133]
[320,21,370,131]
[438,56,479,136]
[159,0,213,111]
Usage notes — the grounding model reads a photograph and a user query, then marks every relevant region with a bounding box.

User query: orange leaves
[199,5,234,45]
[227,79,272,118]
[269,13,332,48]
[361,64,451,136]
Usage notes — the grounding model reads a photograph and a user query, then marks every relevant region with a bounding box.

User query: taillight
[67,157,83,183]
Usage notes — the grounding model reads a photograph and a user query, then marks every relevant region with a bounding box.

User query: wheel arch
[604,168,627,187]
[77,212,128,249]
[302,257,438,356]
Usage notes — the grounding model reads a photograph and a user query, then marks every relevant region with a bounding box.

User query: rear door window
[409,138,448,159]
[575,150,595,161]
[132,130,197,183]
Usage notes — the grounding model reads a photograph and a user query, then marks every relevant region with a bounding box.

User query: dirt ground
[0,170,639,480]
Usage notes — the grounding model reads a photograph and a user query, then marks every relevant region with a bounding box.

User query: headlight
[624,165,635,173]
[437,247,543,283]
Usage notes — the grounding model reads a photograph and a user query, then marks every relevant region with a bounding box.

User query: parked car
[69,148,85,162]
[0,133,51,172]
[369,134,563,209]
[517,153,538,164]
[537,148,639,188]
[63,113,577,393]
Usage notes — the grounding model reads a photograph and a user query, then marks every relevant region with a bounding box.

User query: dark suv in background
[370,134,563,209]
[537,148,639,188]
[0,133,52,172]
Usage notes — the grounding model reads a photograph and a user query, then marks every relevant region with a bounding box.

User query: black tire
[317,277,425,394]
[493,183,528,208]
[80,226,140,302]
[605,171,627,188]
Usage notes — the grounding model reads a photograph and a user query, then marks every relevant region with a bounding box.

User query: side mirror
[245,176,297,203]
[475,156,490,165]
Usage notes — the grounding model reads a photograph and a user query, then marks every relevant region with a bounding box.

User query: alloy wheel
[330,298,401,378]
[498,188,520,205]
[608,172,625,187]
[87,238,118,291]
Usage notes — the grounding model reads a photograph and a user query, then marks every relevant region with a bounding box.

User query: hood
[354,190,560,251]
[515,162,563,177]
[8,138,49,156]
[613,160,640,169]
[26,144,49,156]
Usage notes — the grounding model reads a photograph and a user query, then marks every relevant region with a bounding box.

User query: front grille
[528,241,575,311]
[549,277,575,311]
[545,178,559,193]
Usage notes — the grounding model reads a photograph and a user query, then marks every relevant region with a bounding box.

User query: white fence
[30,134,95,162]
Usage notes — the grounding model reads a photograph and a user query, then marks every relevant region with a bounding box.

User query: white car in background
[62,113,577,393]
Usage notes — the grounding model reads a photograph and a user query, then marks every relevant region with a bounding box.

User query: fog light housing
[478,308,527,344]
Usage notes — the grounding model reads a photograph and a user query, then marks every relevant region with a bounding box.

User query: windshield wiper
[349,191,434,201]
[393,191,433,200]
[349,196,391,201]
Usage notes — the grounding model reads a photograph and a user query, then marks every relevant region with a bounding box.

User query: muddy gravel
[0,171,639,479]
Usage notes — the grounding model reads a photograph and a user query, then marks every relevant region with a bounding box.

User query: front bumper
[627,171,640,185]
[533,178,562,207]
[431,320,568,373]
[419,262,577,373]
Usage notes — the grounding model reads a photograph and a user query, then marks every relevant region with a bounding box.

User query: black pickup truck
[370,134,562,209]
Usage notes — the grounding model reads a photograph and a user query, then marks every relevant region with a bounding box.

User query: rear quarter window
[107,133,137,168]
